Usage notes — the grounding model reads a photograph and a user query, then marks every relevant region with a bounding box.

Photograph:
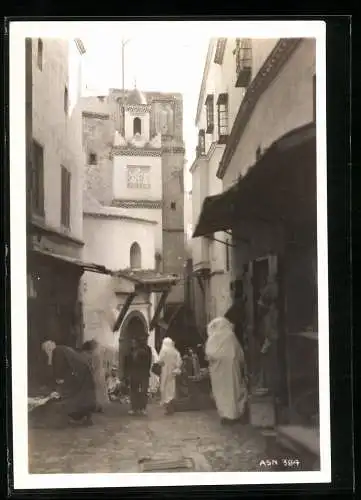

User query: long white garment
[206,317,248,420]
[158,338,182,405]
[149,345,160,394]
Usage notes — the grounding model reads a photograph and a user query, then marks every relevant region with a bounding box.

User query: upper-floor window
[88,152,97,165]
[197,129,205,156]
[205,94,214,134]
[234,38,252,88]
[217,93,229,144]
[130,242,142,269]
[64,86,69,114]
[133,117,142,135]
[37,39,43,70]
[31,140,45,216]
[214,38,227,65]
[61,165,71,229]
[171,201,176,210]
[127,165,151,189]
[312,74,316,122]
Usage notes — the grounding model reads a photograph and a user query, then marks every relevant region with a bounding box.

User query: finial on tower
[134,77,137,88]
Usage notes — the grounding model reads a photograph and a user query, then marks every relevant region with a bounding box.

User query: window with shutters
[88,152,97,165]
[214,38,227,65]
[217,93,229,144]
[197,129,205,156]
[234,38,252,88]
[61,165,71,228]
[31,140,45,216]
[205,94,214,134]
[37,39,43,70]
[64,86,69,114]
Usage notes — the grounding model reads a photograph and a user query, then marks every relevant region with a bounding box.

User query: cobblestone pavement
[29,401,275,474]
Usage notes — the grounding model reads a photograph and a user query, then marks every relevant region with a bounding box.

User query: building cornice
[195,39,216,126]
[29,216,84,247]
[206,141,226,161]
[111,147,162,157]
[163,228,184,233]
[82,111,110,120]
[189,157,201,174]
[162,145,185,154]
[216,38,303,179]
[83,211,157,224]
[112,199,163,209]
[124,104,151,113]
[189,141,222,174]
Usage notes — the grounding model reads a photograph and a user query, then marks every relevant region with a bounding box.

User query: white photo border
[9,19,330,490]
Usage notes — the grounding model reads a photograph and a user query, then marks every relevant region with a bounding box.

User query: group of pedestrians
[124,335,182,417]
[40,335,185,426]
[40,308,250,428]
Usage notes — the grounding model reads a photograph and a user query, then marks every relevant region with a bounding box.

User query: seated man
[106,367,122,401]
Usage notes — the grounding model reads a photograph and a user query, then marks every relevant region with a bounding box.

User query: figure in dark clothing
[41,340,96,426]
[125,336,152,416]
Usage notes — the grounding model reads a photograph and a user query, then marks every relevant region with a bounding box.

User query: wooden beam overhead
[149,289,170,331]
[112,292,136,332]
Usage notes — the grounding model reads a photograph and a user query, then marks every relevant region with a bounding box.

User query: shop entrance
[250,257,270,390]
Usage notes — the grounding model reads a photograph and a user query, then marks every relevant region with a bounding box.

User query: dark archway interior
[133,117,142,135]
[126,316,147,340]
[118,313,149,379]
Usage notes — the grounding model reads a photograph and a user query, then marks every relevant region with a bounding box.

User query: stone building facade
[190,38,247,336]
[192,37,319,463]
[81,87,185,359]
[27,38,88,390]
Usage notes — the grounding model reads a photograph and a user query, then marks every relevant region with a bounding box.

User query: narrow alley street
[29,402,275,474]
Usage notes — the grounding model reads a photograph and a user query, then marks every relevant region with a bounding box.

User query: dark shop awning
[192,122,316,237]
[31,248,112,275]
[235,122,317,223]
[192,184,239,238]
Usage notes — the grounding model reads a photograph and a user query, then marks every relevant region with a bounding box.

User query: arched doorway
[118,310,148,379]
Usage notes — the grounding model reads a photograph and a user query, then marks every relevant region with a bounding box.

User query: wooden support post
[112,292,136,332]
[196,275,205,296]
[149,289,170,331]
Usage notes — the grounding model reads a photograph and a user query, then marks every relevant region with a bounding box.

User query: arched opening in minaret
[133,117,142,135]
[130,242,142,269]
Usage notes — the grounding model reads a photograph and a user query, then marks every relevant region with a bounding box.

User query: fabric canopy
[30,248,111,275]
[192,185,239,238]
[192,122,316,238]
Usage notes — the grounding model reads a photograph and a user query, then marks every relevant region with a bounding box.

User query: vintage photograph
[10,21,330,489]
